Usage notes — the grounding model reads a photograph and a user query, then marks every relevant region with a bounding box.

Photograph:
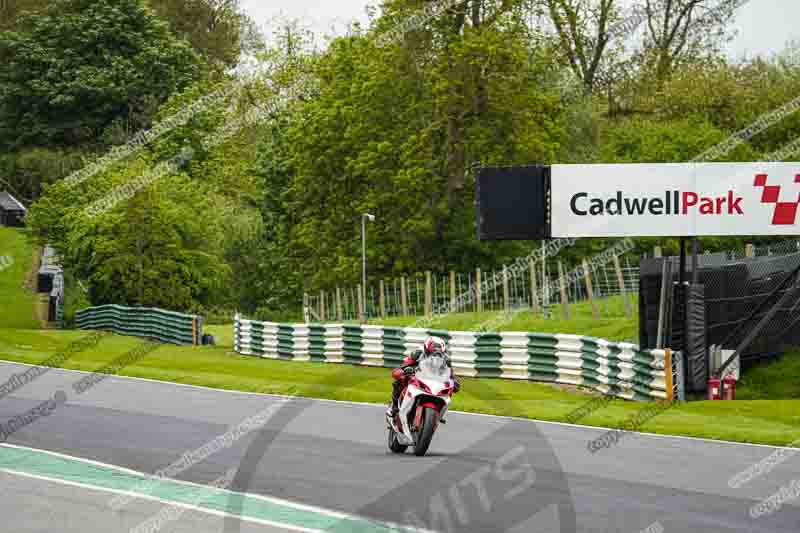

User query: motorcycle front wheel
[413,407,438,456]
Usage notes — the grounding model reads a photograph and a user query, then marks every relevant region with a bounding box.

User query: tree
[150,0,261,69]
[251,8,566,292]
[641,0,742,81]
[0,0,201,150]
[544,0,621,94]
[74,189,230,311]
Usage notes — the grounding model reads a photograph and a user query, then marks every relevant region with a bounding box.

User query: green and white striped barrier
[234,315,672,401]
[76,305,202,345]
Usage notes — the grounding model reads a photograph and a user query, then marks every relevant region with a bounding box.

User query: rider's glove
[452,379,461,393]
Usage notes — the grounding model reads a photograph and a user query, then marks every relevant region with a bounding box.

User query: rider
[387,335,460,417]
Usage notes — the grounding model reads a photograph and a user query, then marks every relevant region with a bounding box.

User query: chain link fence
[641,239,800,369]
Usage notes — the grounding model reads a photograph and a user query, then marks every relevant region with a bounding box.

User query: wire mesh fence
[705,239,800,362]
[642,239,800,366]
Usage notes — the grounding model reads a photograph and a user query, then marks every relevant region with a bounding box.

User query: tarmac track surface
[0,360,798,533]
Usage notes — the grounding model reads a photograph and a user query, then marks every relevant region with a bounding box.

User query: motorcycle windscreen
[418,355,450,380]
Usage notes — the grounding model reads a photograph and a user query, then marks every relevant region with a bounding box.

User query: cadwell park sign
[551,163,800,237]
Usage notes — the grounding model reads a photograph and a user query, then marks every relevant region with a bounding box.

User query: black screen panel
[476,165,550,241]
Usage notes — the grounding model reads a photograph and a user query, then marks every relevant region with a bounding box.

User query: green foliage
[0,0,201,149]
[13,0,800,321]
[255,9,566,299]
[149,0,250,69]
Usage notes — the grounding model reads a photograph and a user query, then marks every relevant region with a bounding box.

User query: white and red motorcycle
[386,352,455,456]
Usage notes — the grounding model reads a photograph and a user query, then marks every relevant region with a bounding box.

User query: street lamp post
[361,213,375,323]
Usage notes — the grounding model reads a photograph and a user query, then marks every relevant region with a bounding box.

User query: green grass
[0,325,797,447]
[0,227,40,329]
[737,351,800,400]
[369,295,639,342]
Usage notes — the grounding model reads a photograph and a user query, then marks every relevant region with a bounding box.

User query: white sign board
[551,163,800,237]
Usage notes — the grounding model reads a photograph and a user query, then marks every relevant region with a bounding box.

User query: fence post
[558,261,570,320]
[654,246,663,258]
[502,266,510,313]
[583,259,600,319]
[425,271,432,317]
[336,287,342,321]
[319,291,325,322]
[303,293,310,323]
[476,268,483,312]
[450,270,456,311]
[379,280,386,319]
[357,284,364,324]
[745,243,755,258]
[400,276,408,316]
[613,255,632,318]
[530,258,540,316]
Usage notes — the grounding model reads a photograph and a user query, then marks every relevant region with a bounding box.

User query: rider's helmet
[422,336,447,356]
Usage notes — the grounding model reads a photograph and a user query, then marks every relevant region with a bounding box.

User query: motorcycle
[386,351,455,456]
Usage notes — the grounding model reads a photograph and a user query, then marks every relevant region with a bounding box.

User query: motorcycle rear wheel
[413,407,438,456]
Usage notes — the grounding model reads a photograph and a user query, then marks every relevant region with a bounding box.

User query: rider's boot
[386,381,401,418]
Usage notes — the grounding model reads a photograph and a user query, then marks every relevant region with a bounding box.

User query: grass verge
[0,325,797,447]
[736,351,800,400]
[0,227,40,329]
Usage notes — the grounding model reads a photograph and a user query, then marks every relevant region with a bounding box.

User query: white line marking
[0,359,797,451]
[0,442,435,533]
[0,468,324,533]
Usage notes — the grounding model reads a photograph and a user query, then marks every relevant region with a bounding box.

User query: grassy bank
[0,325,797,447]
[0,227,40,329]
[737,351,800,400]
[365,295,638,342]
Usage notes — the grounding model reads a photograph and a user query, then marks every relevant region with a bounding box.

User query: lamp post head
[363,213,375,222]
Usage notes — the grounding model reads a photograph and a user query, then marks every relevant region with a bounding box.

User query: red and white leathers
[388,337,460,415]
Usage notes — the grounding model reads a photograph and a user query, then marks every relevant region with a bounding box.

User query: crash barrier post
[76,305,203,345]
[234,314,674,401]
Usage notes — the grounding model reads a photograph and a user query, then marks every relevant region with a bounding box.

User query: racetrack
[1,360,798,533]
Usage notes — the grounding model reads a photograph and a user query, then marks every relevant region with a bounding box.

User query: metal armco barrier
[234,315,674,401]
[76,305,203,345]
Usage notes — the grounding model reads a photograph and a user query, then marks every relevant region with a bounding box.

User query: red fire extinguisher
[723,375,737,400]
[707,377,722,400]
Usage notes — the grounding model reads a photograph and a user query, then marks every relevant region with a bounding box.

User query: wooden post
[582,259,600,319]
[357,284,364,323]
[745,243,755,258]
[558,261,569,320]
[613,255,632,318]
[303,292,310,323]
[653,246,663,258]
[400,276,408,316]
[425,271,432,317]
[319,291,325,321]
[476,268,483,312]
[379,280,386,319]
[450,270,456,310]
[529,258,540,316]
[336,287,342,321]
[502,266,510,313]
